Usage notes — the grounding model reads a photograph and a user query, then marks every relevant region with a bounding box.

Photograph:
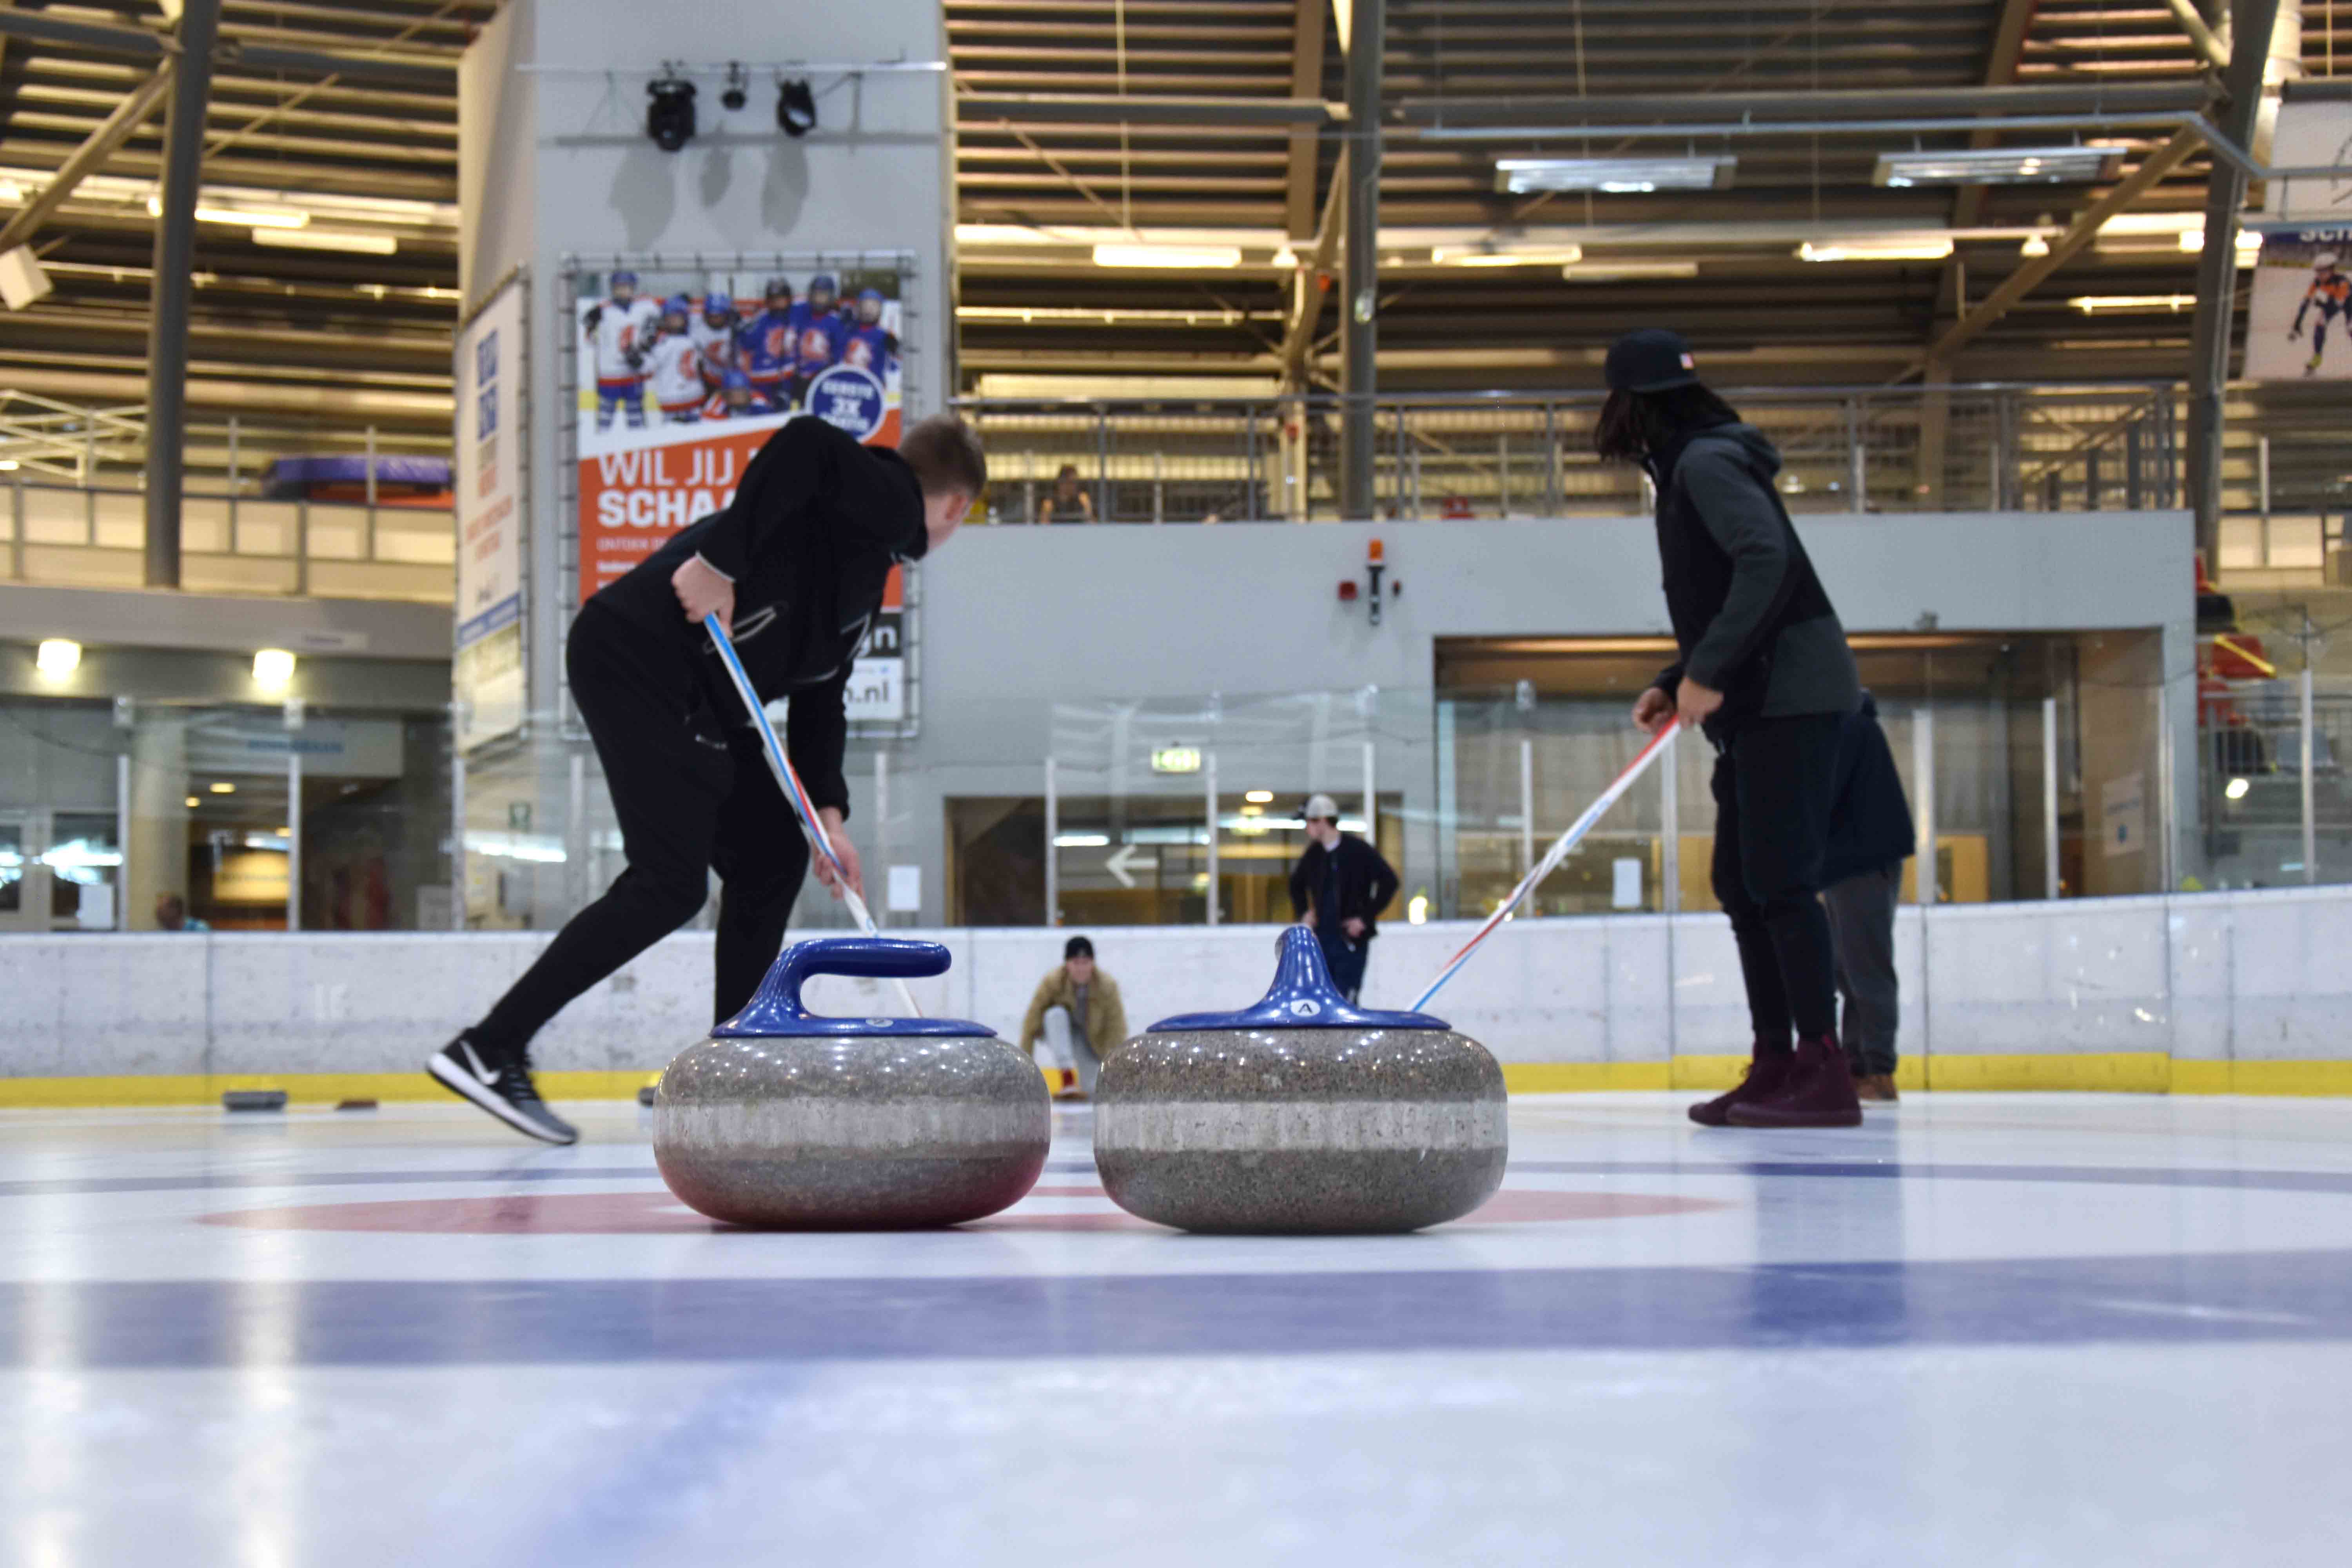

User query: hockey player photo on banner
[572,258,911,726]
[2245,227,2352,382]
[572,261,906,594]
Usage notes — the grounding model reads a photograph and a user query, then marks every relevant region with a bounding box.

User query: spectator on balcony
[1038,464,1096,525]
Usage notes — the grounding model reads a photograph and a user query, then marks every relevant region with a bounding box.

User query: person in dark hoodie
[1820,691,1916,1103]
[427,412,988,1144]
[1597,329,1865,1129]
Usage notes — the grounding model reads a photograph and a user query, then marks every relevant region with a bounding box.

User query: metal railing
[3,479,454,604]
[956,384,2186,524]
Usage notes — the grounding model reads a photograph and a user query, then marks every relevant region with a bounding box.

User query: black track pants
[471,604,808,1057]
[1708,713,1842,1042]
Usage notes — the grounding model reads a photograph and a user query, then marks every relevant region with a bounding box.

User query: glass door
[0,813,31,933]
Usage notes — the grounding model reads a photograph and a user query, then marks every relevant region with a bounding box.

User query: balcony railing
[955,384,2186,525]
[2,480,454,603]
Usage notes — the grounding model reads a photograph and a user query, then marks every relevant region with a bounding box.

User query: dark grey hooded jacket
[1650,420,1860,740]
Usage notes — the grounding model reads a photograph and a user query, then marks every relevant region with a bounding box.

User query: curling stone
[1094,926,1507,1235]
[654,936,1049,1228]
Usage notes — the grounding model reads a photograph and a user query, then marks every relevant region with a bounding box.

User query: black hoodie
[1649,420,1860,740]
[592,417,927,815]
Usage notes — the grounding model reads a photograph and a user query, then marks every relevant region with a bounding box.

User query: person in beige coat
[1017,935,1129,1102]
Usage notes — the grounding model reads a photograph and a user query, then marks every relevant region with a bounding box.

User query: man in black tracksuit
[1288,792,1399,1002]
[428,413,989,1143]
[1598,329,1864,1129]
[1820,691,1916,1102]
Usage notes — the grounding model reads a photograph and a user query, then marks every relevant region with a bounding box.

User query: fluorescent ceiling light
[2071,294,2197,314]
[250,227,399,255]
[146,196,309,229]
[1091,243,1241,269]
[1561,261,1700,282]
[1495,156,1736,194]
[252,648,296,688]
[1797,238,1954,263]
[1244,790,1275,803]
[35,638,80,677]
[1873,147,2123,187]
[956,224,1054,246]
[1433,245,1584,267]
[2177,227,2267,255]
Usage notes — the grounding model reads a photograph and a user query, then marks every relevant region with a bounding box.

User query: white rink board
[4,885,2352,1080]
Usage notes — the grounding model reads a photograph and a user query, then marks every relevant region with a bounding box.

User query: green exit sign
[1150,746,1203,775]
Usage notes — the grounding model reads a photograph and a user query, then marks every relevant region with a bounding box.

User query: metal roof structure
[0,1,2343,461]
[0,0,483,459]
[947,0,2349,392]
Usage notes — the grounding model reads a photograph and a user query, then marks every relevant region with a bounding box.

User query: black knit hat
[1064,935,1094,960]
[1604,328,1702,393]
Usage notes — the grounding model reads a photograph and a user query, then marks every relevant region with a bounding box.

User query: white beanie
[1303,793,1341,821]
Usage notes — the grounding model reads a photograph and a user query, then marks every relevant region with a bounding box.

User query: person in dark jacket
[1288,793,1399,1002]
[1599,328,1864,1129]
[1820,691,1916,1103]
[427,412,989,1144]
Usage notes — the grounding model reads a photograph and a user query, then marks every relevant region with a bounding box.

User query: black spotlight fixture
[720,62,748,112]
[646,75,697,153]
[777,78,817,138]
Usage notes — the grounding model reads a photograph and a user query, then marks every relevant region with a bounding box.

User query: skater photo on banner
[2243,227,2352,381]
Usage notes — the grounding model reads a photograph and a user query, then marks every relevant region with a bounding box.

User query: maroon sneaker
[1688,1038,1795,1127]
[1726,1034,1864,1128]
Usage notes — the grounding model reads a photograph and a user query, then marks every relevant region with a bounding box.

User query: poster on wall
[2244,226,2352,383]
[570,259,911,727]
[453,276,527,751]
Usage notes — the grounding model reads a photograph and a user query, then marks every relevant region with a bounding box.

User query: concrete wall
[5,884,2347,1099]
[873,509,2198,922]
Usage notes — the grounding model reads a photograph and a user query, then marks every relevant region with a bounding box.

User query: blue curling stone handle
[1149,925,1453,1033]
[713,936,996,1038]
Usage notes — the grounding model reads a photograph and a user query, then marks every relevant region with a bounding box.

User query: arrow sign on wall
[1105,843,1149,889]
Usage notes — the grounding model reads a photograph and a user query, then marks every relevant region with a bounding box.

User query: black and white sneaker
[428,1035,579,1145]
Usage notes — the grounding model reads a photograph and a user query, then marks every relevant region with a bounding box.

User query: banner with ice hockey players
[454,274,527,752]
[569,258,911,724]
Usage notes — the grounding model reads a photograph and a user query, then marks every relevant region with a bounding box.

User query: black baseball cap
[1064,935,1094,960]
[1604,328,1702,393]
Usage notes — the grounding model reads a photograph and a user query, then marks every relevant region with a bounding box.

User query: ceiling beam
[0,9,452,88]
[2161,0,2233,70]
[957,93,1334,127]
[1388,83,2210,126]
[1282,0,1328,239]
[1907,125,2207,379]
[1949,0,2042,234]
[1278,145,1347,387]
[0,62,177,255]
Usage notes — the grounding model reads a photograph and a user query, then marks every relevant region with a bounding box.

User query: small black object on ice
[223,1089,288,1112]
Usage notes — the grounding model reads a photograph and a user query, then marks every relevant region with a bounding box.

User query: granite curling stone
[654,936,1049,1228]
[1094,926,1507,1234]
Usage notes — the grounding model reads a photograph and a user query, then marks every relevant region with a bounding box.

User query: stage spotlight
[721,63,748,112]
[778,78,817,138]
[647,76,697,153]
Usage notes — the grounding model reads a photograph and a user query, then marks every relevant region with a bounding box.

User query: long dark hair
[1593,385,1742,466]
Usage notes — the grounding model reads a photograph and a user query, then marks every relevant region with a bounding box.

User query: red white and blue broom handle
[1410,721,1682,1013]
[703,613,920,1016]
